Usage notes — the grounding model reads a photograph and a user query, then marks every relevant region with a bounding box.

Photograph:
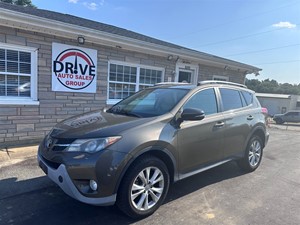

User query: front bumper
[37,154,116,206]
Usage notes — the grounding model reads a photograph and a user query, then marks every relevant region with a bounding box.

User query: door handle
[214,121,225,128]
[247,115,254,120]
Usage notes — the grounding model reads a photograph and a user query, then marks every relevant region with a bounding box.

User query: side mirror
[180,108,205,121]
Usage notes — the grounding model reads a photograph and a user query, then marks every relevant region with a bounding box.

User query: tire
[117,156,170,219]
[275,118,284,124]
[238,136,263,172]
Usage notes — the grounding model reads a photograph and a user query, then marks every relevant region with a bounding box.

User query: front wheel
[275,118,284,124]
[238,136,263,172]
[117,156,170,219]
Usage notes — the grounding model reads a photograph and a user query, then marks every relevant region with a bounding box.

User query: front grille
[45,136,76,152]
[41,156,60,169]
[52,145,68,151]
[53,138,76,151]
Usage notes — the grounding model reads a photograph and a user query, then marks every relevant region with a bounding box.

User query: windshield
[108,88,189,117]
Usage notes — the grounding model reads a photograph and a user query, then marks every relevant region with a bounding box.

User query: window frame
[286,112,297,116]
[240,90,254,107]
[182,87,219,116]
[0,43,38,105]
[219,88,244,112]
[107,60,165,105]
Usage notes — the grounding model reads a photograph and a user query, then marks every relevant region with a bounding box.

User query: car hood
[48,110,154,139]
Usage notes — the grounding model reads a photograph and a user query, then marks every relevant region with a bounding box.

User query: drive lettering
[53,61,95,76]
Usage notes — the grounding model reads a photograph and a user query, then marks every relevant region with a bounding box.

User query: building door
[178,69,193,83]
[175,63,198,84]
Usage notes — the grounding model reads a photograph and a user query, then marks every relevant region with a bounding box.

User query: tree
[245,78,300,95]
[246,79,262,92]
[0,0,36,7]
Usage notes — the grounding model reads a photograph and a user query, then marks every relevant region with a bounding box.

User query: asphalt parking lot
[0,126,300,225]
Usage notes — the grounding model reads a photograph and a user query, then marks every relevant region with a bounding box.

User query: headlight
[65,136,121,153]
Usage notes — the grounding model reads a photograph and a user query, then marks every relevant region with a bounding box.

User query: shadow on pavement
[270,122,300,127]
[281,123,300,127]
[166,161,244,203]
[0,161,245,225]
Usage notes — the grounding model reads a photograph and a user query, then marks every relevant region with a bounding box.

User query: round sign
[53,48,96,90]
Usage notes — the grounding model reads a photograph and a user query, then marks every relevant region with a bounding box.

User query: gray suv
[273,111,300,124]
[38,81,269,218]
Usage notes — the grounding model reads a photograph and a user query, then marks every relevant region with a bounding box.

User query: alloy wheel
[248,140,262,167]
[130,167,164,211]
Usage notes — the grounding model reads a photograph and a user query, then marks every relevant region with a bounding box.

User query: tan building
[0,3,261,147]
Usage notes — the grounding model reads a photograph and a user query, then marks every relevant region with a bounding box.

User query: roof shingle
[0,2,189,51]
[0,2,261,71]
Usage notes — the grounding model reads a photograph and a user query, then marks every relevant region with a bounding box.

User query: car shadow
[0,159,245,225]
[283,123,300,127]
[271,122,300,127]
[165,161,244,203]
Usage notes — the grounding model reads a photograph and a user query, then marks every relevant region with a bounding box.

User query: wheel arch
[114,146,177,194]
[238,127,265,172]
[248,126,266,149]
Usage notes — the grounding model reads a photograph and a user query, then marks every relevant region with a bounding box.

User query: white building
[256,93,300,115]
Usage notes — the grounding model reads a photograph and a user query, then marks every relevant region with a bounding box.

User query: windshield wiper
[109,109,141,118]
[119,110,141,118]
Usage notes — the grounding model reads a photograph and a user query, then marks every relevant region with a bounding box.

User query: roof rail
[197,80,247,88]
[154,82,190,86]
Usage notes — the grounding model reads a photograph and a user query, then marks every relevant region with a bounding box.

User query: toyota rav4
[38,81,269,218]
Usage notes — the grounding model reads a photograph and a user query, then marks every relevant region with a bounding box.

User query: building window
[108,62,164,104]
[139,68,163,89]
[0,43,38,105]
[296,101,300,107]
[212,75,229,81]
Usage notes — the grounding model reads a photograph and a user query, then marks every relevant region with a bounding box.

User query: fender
[114,142,178,193]
[244,123,267,150]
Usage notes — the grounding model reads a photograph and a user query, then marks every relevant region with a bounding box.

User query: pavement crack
[0,147,12,159]
[281,177,300,188]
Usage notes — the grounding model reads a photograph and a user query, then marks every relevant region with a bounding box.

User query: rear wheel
[117,156,170,219]
[238,136,263,172]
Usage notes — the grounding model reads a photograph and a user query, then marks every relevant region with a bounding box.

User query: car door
[286,112,299,122]
[296,112,300,122]
[177,88,225,175]
[219,88,255,158]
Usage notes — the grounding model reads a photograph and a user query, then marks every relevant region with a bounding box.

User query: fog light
[90,180,98,191]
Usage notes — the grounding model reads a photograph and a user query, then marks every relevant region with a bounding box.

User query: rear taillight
[261,107,268,115]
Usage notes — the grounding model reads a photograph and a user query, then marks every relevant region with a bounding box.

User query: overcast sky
[32,0,300,84]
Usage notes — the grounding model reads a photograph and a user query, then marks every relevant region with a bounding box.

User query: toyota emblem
[46,137,53,148]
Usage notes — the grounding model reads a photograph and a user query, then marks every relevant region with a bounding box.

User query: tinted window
[220,88,243,111]
[183,88,218,115]
[286,112,299,116]
[240,92,247,107]
[241,91,253,106]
